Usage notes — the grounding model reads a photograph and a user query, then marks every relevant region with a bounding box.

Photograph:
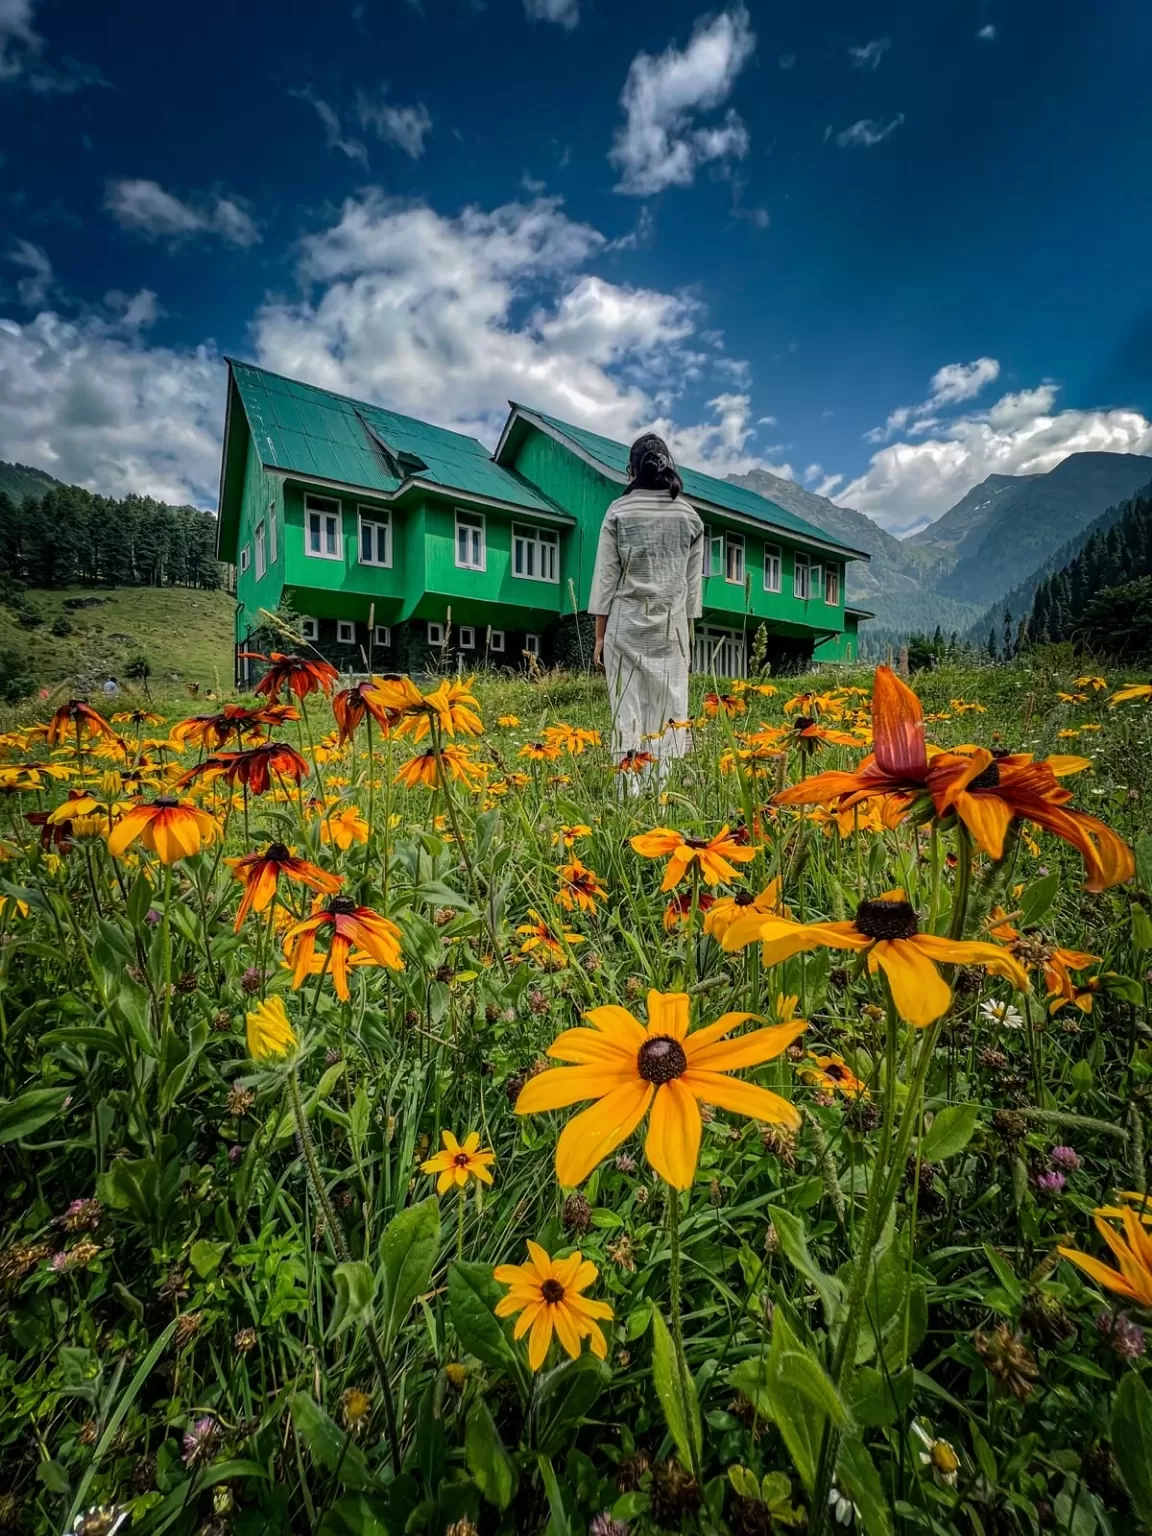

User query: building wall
[233,435,286,639]
[814,612,861,664]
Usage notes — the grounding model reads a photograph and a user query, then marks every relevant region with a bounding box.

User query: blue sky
[2,0,1150,533]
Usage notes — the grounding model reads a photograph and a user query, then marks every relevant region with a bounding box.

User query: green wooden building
[814,605,873,665]
[216,361,869,681]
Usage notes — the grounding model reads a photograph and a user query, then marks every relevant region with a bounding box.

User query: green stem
[667,1187,702,1484]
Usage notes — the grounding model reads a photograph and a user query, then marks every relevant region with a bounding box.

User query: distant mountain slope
[932,453,1152,607]
[906,473,1039,556]
[0,460,61,503]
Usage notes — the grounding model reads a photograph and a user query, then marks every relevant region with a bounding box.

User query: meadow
[1,651,1151,1536]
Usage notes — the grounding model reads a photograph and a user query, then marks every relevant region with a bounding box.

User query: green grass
[0,585,234,693]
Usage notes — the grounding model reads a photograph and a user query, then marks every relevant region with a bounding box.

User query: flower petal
[912,935,1030,994]
[582,1005,648,1051]
[644,1080,701,1190]
[1056,1246,1139,1301]
[528,1305,554,1370]
[552,1301,583,1359]
[871,665,928,778]
[516,1066,635,1114]
[682,1070,800,1130]
[646,990,690,1040]
[869,940,952,1027]
[686,1019,808,1072]
[555,1080,653,1187]
[546,1027,638,1067]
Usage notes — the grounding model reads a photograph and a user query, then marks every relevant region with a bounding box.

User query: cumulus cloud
[610,7,756,196]
[356,89,432,158]
[0,308,223,504]
[0,0,38,79]
[977,24,996,40]
[6,238,53,305]
[849,38,890,69]
[523,0,580,29]
[291,87,369,168]
[835,114,904,148]
[866,356,1000,442]
[838,381,1152,534]
[105,180,261,247]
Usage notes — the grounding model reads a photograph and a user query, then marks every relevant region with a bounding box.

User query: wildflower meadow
[1,652,1151,1536]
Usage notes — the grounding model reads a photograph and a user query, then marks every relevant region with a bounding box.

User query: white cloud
[835,114,905,148]
[977,24,996,40]
[103,288,161,328]
[803,463,822,482]
[814,472,843,497]
[0,0,102,91]
[523,0,579,29]
[292,87,369,168]
[105,179,261,247]
[654,393,793,480]
[0,308,223,504]
[865,356,1000,442]
[610,7,756,196]
[838,381,1152,533]
[357,90,433,158]
[6,238,52,305]
[0,0,37,79]
[849,38,890,69]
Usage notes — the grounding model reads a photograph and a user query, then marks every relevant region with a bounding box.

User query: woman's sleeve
[587,508,621,616]
[686,515,704,619]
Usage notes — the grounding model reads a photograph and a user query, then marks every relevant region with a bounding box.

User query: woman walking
[589,434,704,779]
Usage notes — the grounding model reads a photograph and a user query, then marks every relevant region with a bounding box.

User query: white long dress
[588,489,704,763]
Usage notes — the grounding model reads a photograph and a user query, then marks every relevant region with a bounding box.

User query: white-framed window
[512,524,559,582]
[809,564,823,601]
[268,504,277,565]
[455,510,485,571]
[358,508,392,567]
[336,620,356,646]
[824,565,840,605]
[373,625,391,647]
[793,554,810,601]
[459,625,476,650]
[254,520,266,580]
[706,527,723,578]
[725,532,745,585]
[300,617,319,642]
[489,629,505,653]
[524,633,541,658]
[239,544,250,573]
[764,544,782,593]
[306,496,343,560]
[427,621,445,646]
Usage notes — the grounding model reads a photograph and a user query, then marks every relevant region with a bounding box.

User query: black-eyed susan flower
[46,699,118,747]
[515,989,805,1188]
[283,896,404,1001]
[393,745,486,790]
[543,723,601,755]
[702,692,745,718]
[1109,680,1152,705]
[703,879,787,945]
[172,702,299,750]
[614,750,656,775]
[1058,1197,1152,1307]
[319,804,370,850]
[243,651,339,702]
[179,742,310,797]
[497,714,521,728]
[421,1131,495,1193]
[107,797,219,864]
[663,890,716,931]
[227,843,342,930]
[722,889,1029,1028]
[1076,674,1108,691]
[519,741,562,762]
[630,825,758,892]
[378,676,484,742]
[517,910,583,965]
[553,823,592,848]
[494,1242,613,1370]
[556,858,607,914]
[986,907,1099,1014]
[246,995,298,1061]
[800,1053,867,1097]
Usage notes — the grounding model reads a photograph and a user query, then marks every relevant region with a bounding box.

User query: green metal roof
[504,403,869,561]
[226,360,567,516]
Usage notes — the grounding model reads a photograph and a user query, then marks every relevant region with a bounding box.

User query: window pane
[309,516,320,553]
[361,523,373,562]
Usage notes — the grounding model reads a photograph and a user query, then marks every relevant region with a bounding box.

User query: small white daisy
[828,1485,859,1526]
[912,1420,960,1487]
[979,999,1024,1030]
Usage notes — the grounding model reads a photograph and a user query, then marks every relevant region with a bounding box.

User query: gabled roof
[496,403,870,563]
[218,361,569,555]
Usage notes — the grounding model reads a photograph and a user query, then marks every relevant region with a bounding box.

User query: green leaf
[921,1103,979,1162]
[651,1309,702,1472]
[1135,832,1152,896]
[1131,904,1152,958]
[287,1393,372,1491]
[836,1437,893,1536]
[126,871,153,927]
[728,1466,760,1501]
[189,1239,227,1279]
[849,1365,913,1428]
[779,1347,850,1430]
[981,1245,1024,1308]
[330,1261,376,1337]
[415,880,473,910]
[448,1261,514,1369]
[377,1197,440,1351]
[728,1310,827,1493]
[1112,1372,1152,1525]
[318,1494,395,1535]
[533,1353,609,1456]
[1017,871,1059,927]
[465,1398,517,1510]
[0,1085,71,1144]
[766,1205,842,1322]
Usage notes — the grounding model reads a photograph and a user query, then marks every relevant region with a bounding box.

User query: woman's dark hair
[626,433,683,498]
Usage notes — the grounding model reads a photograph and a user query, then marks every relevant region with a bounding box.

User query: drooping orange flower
[46,700,118,747]
[1058,1198,1152,1306]
[107,796,219,863]
[630,825,758,892]
[243,651,339,703]
[179,742,310,796]
[228,842,343,930]
[494,1243,613,1370]
[172,703,300,750]
[516,989,805,1189]
[282,896,405,1001]
[722,889,1030,1028]
[556,857,608,914]
[393,745,485,790]
[332,680,407,743]
[702,692,746,718]
[986,907,1099,1014]
[516,909,583,964]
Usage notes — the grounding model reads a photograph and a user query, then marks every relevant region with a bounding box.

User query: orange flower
[787,715,861,753]
[519,741,562,762]
[986,907,1099,1014]
[704,878,787,945]
[516,909,583,964]
[1058,1198,1152,1306]
[393,745,485,790]
[383,677,484,742]
[614,750,656,775]
[172,703,299,750]
[553,823,592,848]
[319,804,370,849]
[1109,682,1152,706]
[46,700,118,747]
[783,690,843,719]
[282,896,404,1001]
[800,1053,868,1097]
[630,825,758,892]
[242,651,339,702]
[227,842,342,930]
[542,723,601,755]
[556,858,607,914]
[179,742,310,797]
[515,989,805,1188]
[107,796,219,863]
[702,692,745,718]
[494,1243,613,1370]
[722,889,1029,1028]
[421,1131,495,1194]
[663,891,716,930]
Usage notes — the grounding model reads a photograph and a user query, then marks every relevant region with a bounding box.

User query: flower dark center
[824,1063,848,1081]
[540,1278,565,1303]
[153,796,180,808]
[266,842,291,860]
[734,891,756,907]
[793,716,815,732]
[967,761,1001,791]
[684,836,709,849]
[329,896,357,916]
[855,898,919,940]
[453,1152,470,1167]
[638,1035,688,1084]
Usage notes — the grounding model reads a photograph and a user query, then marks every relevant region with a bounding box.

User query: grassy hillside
[0,585,235,694]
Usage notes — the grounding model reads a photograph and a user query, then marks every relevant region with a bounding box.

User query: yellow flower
[553,823,592,848]
[421,1130,496,1194]
[519,741,562,762]
[107,797,219,864]
[1058,1196,1152,1306]
[556,858,608,914]
[542,723,601,755]
[703,879,787,945]
[1075,675,1108,691]
[516,910,583,965]
[494,1242,613,1370]
[516,988,804,1188]
[630,825,758,892]
[497,715,521,728]
[1109,682,1152,706]
[393,745,486,790]
[246,996,297,1061]
[800,1053,868,1097]
[319,804,370,849]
